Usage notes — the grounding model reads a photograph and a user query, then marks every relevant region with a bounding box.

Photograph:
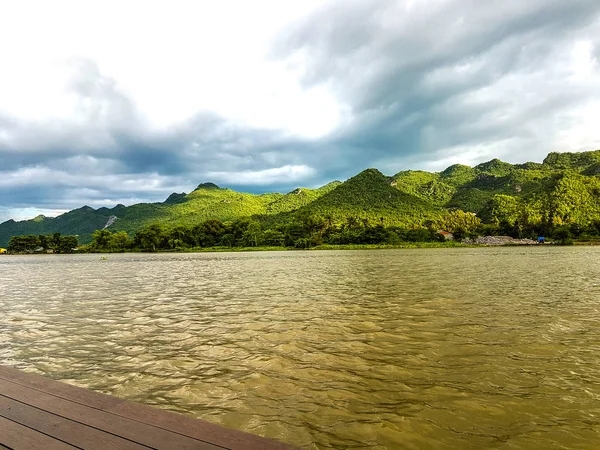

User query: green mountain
[287,168,440,226]
[3,149,600,247]
[0,182,342,246]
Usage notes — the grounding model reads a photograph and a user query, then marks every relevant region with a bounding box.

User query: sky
[2,0,600,223]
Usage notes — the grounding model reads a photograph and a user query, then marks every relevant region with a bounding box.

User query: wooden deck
[0,365,298,449]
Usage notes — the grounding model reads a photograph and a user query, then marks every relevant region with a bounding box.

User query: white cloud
[206,164,316,186]
[0,0,338,137]
[0,208,69,223]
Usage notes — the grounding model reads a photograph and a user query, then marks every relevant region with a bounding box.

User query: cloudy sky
[2,0,600,223]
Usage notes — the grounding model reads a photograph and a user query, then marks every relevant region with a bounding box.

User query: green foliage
[474,158,514,177]
[437,210,481,237]
[391,171,455,205]
[486,195,521,225]
[7,235,41,253]
[446,188,495,213]
[543,150,600,170]
[265,182,341,214]
[515,161,545,170]
[440,164,477,185]
[91,229,113,249]
[55,235,79,253]
[90,229,132,252]
[581,162,600,177]
[282,169,442,228]
[134,224,166,252]
[547,172,600,226]
[7,233,78,253]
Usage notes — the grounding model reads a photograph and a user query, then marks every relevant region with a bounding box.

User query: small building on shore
[0,248,6,254]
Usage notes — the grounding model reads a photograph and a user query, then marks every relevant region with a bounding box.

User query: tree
[91,229,113,250]
[262,230,285,246]
[6,234,78,253]
[194,219,226,247]
[38,235,49,250]
[438,210,481,236]
[345,216,359,230]
[488,195,520,226]
[242,221,262,247]
[110,231,130,251]
[49,232,62,251]
[135,224,165,252]
[220,233,235,248]
[166,226,188,249]
[553,226,573,245]
[7,235,40,253]
[56,235,78,253]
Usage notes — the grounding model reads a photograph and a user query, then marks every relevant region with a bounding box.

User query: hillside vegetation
[3,149,600,249]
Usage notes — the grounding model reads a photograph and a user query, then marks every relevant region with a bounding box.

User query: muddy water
[1,248,600,449]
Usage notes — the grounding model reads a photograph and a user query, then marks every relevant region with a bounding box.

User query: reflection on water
[1,248,600,449]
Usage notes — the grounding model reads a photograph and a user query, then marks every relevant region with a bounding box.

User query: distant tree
[49,232,62,251]
[220,233,235,248]
[242,221,262,247]
[166,226,188,249]
[38,234,49,251]
[91,229,113,250]
[283,221,305,246]
[552,226,573,245]
[294,238,311,249]
[134,224,165,252]
[7,235,40,253]
[56,235,78,253]
[439,210,481,236]
[345,216,359,230]
[361,225,390,244]
[262,229,285,246]
[110,231,131,251]
[192,219,226,247]
[228,219,250,245]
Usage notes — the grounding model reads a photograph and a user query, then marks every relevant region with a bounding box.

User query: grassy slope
[391,152,600,218]
[289,169,441,226]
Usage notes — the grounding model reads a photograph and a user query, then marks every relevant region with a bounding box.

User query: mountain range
[2,149,600,247]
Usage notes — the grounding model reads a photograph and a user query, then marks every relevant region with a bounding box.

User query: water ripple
[1,248,600,449]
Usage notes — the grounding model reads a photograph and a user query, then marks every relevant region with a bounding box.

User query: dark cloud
[274,0,600,169]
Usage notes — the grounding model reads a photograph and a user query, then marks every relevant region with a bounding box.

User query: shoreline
[3,240,591,255]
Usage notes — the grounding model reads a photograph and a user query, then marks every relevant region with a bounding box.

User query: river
[1,247,600,449]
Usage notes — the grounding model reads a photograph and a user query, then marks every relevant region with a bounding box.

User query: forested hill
[3,149,600,247]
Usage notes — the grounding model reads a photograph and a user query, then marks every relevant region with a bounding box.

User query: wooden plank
[0,366,124,410]
[0,396,149,450]
[0,378,223,450]
[0,366,299,450]
[107,400,297,450]
[0,416,77,450]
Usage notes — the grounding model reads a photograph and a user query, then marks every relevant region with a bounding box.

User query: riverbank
[92,241,475,253]
[2,238,580,255]
[81,237,578,253]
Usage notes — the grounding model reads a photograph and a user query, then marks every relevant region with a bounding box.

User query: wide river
[1,248,600,449]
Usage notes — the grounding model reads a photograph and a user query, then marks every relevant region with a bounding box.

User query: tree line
[84,205,598,252]
[83,210,482,252]
[7,233,79,254]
